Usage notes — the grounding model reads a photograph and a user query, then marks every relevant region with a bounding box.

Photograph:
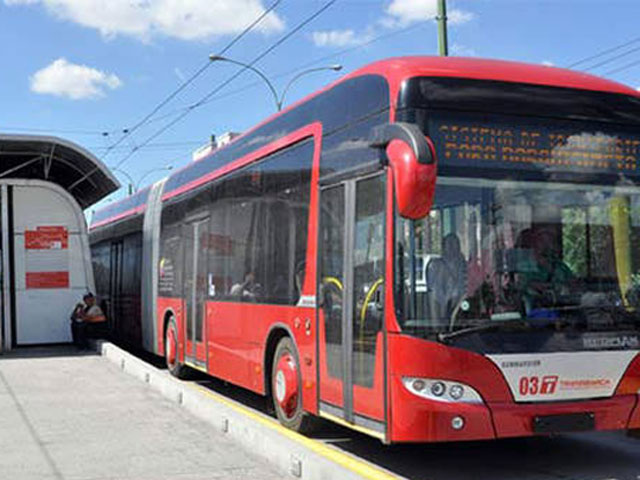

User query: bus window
[207,139,314,305]
[352,175,385,388]
[320,185,345,379]
[396,177,640,347]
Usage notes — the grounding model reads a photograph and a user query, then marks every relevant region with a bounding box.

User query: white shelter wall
[12,184,93,345]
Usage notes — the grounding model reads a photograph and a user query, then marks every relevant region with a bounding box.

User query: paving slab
[0,346,283,480]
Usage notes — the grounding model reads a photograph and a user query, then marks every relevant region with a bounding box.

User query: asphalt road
[331,428,640,480]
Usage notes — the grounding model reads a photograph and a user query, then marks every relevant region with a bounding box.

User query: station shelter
[0,134,118,351]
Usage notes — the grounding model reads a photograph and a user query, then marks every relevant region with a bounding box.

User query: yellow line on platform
[188,383,399,480]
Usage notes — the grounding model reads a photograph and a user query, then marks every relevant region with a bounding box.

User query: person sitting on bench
[70,292,107,349]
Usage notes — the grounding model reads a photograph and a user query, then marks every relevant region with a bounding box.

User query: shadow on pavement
[0,344,99,360]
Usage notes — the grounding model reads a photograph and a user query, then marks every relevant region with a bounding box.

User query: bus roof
[91,56,639,230]
[346,56,640,99]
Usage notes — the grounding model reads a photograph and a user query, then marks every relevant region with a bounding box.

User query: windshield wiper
[438,318,532,343]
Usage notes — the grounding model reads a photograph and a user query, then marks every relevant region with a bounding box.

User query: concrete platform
[96,342,401,480]
[0,346,282,480]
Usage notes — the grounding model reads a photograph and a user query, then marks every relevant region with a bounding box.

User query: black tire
[164,316,190,379]
[271,337,319,434]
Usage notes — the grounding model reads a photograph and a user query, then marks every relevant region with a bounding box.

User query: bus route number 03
[519,375,559,396]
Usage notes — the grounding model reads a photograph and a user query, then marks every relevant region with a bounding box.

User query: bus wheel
[271,337,317,434]
[165,317,189,379]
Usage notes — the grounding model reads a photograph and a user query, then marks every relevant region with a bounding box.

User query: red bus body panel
[616,355,640,429]
[205,301,317,413]
[388,334,640,442]
[490,397,635,439]
[628,399,640,430]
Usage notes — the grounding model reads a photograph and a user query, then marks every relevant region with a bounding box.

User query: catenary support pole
[437,0,449,56]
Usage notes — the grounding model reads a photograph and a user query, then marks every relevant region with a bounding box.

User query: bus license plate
[533,413,595,433]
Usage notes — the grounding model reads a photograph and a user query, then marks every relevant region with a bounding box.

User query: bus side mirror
[370,123,437,220]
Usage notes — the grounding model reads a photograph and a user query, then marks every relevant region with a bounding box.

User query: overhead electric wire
[0,126,120,136]
[567,36,640,69]
[5,2,282,147]
[288,18,431,71]
[581,45,640,72]
[69,0,284,193]
[98,0,282,162]
[18,13,426,149]
[110,0,338,173]
[122,17,430,129]
[199,17,432,109]
[90,140,203,151]
[604,58,640,76]
[100,16,428,183]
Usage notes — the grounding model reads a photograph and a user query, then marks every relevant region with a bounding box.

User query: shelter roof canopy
[0,134,119,209]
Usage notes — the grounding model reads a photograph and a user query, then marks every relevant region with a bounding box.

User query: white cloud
[312,29,372,48]
[385,0,473,27]
[451,43,476,57]
[313,0,473,50]
[30,58,122,100]
[542,60,555,67]
[4,0,284,41]
[449,9,474,25]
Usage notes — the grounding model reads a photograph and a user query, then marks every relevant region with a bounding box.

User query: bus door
[183,217,209,369]
[319,173,387,440]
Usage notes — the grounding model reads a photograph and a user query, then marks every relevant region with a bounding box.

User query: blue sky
[1,0,639,211]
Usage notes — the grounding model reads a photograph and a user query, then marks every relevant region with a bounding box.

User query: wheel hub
[274,353,298,418]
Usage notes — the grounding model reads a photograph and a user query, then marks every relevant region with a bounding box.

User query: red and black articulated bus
[90,57,640,443]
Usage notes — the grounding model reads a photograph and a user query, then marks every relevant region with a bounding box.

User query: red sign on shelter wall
[24,226,70,289]
[25,226,69,250]
[26,272,70,289]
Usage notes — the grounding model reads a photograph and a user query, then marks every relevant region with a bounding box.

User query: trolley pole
[437,0,449,56]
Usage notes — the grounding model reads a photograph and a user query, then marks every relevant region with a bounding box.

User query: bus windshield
[396,177,640,352]
[394,78,640,353]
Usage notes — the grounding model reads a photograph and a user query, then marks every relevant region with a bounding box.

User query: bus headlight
[402,377,484,404]
[449,384,464,400]
[431,381,446,397]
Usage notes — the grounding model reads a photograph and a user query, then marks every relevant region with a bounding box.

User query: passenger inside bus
[229,271,260,300]
[426,233,468,322]
[514,227,575,314]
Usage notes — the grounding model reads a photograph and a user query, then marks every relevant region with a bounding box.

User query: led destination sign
[431,117,640,175]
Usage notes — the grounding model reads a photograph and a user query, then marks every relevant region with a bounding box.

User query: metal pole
[112,168,135,196]
[278,65,342,110]
[437,0,449,56]
[209,55,280,111]
[135,166,173,192]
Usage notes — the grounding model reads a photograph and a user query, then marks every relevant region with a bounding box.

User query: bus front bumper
[488,395,637,438]
[390,376,639,442]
